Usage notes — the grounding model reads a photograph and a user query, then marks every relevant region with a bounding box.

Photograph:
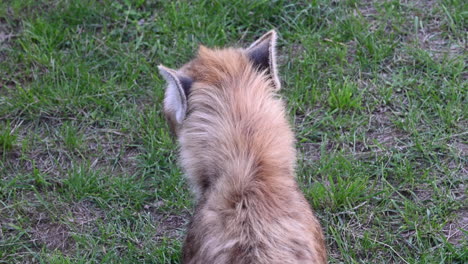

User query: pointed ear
[158,65,192,126]
[246,30,280,90]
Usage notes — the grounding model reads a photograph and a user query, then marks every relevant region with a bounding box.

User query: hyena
[158,30,327,264]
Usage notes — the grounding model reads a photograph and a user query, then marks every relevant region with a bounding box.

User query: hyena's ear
[158,65,192,126]
[246,30,280,90]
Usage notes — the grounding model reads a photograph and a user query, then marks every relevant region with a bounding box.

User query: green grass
[0,0,466,263]
[0,121,17,154]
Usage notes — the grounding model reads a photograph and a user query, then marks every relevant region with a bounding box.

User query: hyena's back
[158,30,327,264]
[183,176,326,264]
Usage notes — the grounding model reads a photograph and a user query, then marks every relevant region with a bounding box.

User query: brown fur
[160,34,326,264]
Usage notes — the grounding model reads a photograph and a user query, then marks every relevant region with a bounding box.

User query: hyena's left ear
[246,30,280,90]
[158,65,192,127]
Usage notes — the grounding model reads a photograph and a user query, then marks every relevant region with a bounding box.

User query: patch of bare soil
[85,129,140,175]
[0,11,21,90]
[354,0,378,26]
[68,201,103,231]
[300,143,322,162]
[2,120,71,178]
[397,184,435,204]
[413,186,434,203]
[411,0,464,59]
[11,192,73,252]
[0,26,15,45]
[154,214,187,241]
[31,222,73,251]
[28,200,103,253]
[0,16,15,51]
[144,202,188,241]
[451,141,468,157]
[367,109,407,150]
[443,208,468,246]
[415,25,464,60]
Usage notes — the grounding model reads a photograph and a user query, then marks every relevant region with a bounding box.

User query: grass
[0,0,466,263]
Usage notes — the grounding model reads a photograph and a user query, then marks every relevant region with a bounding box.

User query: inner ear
[158,65,192,127]
[246,30,281,90]
[178,75,193,98]
[248,40,270,72]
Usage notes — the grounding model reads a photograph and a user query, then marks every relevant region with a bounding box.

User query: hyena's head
[158,30,280,137]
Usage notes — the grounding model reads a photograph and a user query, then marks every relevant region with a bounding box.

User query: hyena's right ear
[246,30,281,90]
[158,65,192,127]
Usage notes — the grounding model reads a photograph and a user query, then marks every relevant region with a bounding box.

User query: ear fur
[246,30,280,90]
[158,65,192,126]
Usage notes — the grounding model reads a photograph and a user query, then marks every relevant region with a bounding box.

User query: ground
[0,0,466,263]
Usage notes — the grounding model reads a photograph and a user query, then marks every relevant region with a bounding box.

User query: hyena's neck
[180,69,297,199]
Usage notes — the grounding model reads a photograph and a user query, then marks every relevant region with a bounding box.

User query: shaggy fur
[159,31,326,264]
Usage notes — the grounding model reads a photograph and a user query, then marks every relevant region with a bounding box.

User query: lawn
[0,0,466,263]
